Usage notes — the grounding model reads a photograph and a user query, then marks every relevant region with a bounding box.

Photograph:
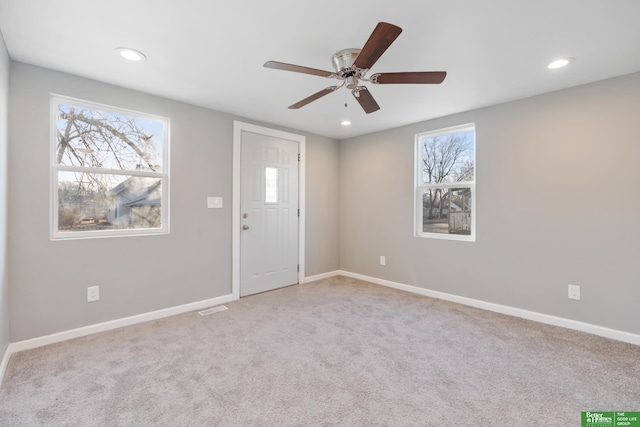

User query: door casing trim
[232,121,305,299]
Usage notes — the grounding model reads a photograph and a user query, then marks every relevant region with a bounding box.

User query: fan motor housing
[332,48,362,89]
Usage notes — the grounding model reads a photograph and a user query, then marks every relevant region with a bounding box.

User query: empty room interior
[0,1,639,425]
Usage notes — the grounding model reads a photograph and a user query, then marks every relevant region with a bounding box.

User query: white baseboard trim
[7,293,237,357]
[0,343,11,386]
[3,270,637,386]
[337,270,640,346]
[301,270,342,284]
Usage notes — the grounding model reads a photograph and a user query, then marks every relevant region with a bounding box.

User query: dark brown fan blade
[289,86,339,109]
[353,22,403,70]
[352,86,380,114]
[372,71,447,84]
[264,61,334,77]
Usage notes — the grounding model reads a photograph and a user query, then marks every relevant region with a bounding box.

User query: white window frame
[50,95,170,240]
[414,123,476,242]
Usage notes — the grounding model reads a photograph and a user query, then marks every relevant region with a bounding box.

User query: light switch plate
[207,197,223,209]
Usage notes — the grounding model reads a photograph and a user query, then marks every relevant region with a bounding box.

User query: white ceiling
[1,0,639,139]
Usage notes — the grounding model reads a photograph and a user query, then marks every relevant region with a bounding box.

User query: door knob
[242,224,250,230]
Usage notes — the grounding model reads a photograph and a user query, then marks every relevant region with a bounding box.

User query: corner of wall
[0,28,11,385]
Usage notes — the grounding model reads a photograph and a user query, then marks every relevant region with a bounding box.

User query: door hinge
[298,153,300,162]
[297,264,300,272]
[297,209,300,217]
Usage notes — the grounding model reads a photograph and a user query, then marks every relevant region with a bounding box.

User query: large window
[415,124,475,241]
[51,95,169,239]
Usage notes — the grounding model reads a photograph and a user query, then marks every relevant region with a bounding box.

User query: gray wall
[305,134,340,276]
[6,58,638,343]
[0,33,9,354]
[340,72,640,335]
[8,62,340,342]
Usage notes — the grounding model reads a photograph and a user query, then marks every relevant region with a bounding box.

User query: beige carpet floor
[1,276,639,426]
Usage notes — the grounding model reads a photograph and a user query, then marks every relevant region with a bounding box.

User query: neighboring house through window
[51,95,169,239]
[415,123,475,241]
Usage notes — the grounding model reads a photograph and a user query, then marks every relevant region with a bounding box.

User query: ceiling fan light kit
[264,22,447,114]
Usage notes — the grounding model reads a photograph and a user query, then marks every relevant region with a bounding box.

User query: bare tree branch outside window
[418,127,475,237]
[53,99,167,237]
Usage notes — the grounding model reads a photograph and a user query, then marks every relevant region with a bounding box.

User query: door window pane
[265,167,278,204]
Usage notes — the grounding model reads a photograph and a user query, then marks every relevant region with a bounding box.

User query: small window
[51,95,169,239]
[265,167,278,204]
[415,124,475,241]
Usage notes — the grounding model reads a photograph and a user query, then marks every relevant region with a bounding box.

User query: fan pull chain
[344,86,348,108]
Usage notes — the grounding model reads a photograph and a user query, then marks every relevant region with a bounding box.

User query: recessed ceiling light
[547,57,574,69]
[341,120,351,126]
[116,47,146,61]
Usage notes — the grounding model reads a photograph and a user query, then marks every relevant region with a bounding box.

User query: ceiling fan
[264,22,447,114]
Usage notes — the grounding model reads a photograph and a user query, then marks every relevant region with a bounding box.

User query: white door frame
[232,121,305,299]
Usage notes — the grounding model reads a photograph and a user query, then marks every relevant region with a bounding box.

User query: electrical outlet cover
[87,286,100,302]
[568,284,580,300]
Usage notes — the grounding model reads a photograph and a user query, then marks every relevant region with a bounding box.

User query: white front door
[238,126,300,296]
